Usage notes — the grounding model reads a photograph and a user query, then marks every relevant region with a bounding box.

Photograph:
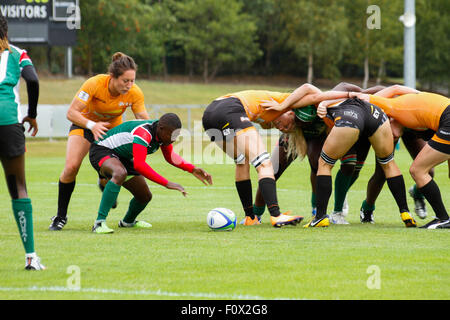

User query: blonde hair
[286,127,307,161]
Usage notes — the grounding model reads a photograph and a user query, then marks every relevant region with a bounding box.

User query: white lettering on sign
[0,5,47,19]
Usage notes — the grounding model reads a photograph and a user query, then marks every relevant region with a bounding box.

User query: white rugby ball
[207,208,236,231]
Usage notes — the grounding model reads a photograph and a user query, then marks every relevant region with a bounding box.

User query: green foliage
[416,0,450,89]
[22,0,449,89]
[171,0,261,82]
[75,0,165,75]
[280,0,349,82]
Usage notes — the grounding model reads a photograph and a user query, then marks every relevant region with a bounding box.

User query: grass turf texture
[19,77,295,105]
[0,139,449,300]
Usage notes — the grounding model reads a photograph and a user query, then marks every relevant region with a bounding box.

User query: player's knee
[138,191,152,204]
[111,166,128,184]
[62,163,81,179]
[409,164,420,181]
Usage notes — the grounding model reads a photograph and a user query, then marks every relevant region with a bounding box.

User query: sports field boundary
[0,286,301,300]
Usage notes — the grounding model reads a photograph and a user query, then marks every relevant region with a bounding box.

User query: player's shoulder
[84,74,110,86]
[129,82,144,98]
[8,44,24,56]
[129,120,157,142]
[8,44,31,63]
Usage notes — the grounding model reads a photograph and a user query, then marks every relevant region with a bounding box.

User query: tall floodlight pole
[400,0,416,88]
[66,47,73,79]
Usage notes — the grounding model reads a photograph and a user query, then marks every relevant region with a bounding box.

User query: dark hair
[108,52,137,78]
[0,14,10,52]
[159,113,182,129]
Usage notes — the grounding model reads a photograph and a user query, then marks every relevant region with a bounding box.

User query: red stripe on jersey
[133,126,152,144]
[19,51,31,63]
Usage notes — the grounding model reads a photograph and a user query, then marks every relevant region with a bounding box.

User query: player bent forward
[89,113,212,233]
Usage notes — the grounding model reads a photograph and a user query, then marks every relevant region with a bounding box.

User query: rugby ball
[207,208,236,231]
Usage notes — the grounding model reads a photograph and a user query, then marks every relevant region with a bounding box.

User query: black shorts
[428,105,450,154]
[0,124,26,158]
[89,144,140,179]
[327,98,388,138]
[403,128,435,142]
[69,123,94,143]
[202,97,254,141]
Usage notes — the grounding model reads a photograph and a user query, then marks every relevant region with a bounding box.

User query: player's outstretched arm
[133,143,187,196]
[161,144,212,186]
[260,83,323,111]
[191,167,213,186]
[166,182,187,197]
[372,84,419,98]
[316,98,348,118]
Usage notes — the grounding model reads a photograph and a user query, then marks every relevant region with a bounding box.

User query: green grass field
[2,78,449,300]
[0,138,449,300]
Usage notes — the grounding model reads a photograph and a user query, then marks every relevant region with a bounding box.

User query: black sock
[316,175,332,219]
[386,175,409,213]
[235,180,254,218]
[258,178,280,217]
[419,179,449,220]
[57,180,76,219]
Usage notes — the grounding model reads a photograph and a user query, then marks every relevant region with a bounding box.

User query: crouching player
[89,113,213,233]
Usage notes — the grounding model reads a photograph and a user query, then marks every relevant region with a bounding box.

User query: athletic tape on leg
[320,151,337,166]
[251,152,270,168]
[376,152,394,165]
[234,153,245,165]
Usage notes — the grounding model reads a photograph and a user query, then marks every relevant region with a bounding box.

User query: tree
[75,0,164,76]
[343,0,403,87]
[172,0,261,82]
[241,0,288,75]
[280,0,349,84]
[416,0,450,91]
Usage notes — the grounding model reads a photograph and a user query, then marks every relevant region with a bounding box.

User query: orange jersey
[74,74,146,128]
[370,92,450,131]
[220,90,291,126]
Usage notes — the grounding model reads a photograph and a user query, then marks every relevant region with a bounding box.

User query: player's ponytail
[286,127,307,161]
[0,14,10,53]
[108,52,137,78]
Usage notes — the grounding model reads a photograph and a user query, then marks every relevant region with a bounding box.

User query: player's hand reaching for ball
[166,181,187,197]
[192,167,213,186]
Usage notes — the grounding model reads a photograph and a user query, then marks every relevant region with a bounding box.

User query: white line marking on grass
[46,182,297,192]
[0,286,300,300]
[42,182,366,193]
